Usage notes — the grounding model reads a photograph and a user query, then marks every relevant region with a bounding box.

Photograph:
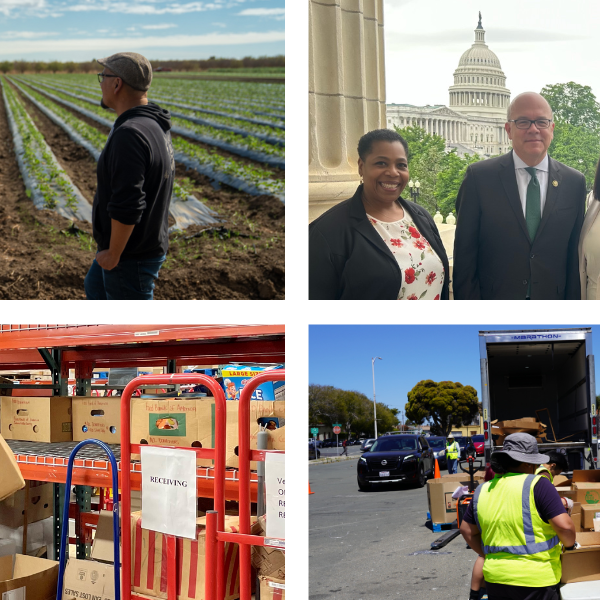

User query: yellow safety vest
[473,473,561,587]
[535,465,553,484]
[446,441,459,460]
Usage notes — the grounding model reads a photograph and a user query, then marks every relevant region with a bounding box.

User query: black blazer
[309,185,450,300]
[452,152,586,300]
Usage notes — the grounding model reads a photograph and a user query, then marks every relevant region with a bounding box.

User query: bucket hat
[492,433,549,464]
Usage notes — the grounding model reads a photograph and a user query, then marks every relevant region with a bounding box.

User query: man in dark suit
[453,92,586,300]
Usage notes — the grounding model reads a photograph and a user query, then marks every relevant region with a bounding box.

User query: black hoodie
[92,102,174,260]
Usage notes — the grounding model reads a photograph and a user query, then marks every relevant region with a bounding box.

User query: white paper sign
[141,446,197,539]
[3,588,25,600]
[265,452,285,540]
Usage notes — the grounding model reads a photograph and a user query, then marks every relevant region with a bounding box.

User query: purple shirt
[464,474,566,525]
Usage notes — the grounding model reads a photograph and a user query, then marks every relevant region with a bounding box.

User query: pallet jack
[431,454,484,550]
[56,440,121,600]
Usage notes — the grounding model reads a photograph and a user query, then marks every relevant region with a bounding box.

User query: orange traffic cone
[309,482,314,495]
[434,459,441,479]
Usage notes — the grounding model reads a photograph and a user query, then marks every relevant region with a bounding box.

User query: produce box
[61,558,114,600]
[572,470,600,506]
[0,554,58,600]
[259,576,285,600]
[267,425,286,451]
[561,532,600,583]
[131,511,243,600]
[1,396,72,442]
[0,482,53,528]
[73,397,121,444]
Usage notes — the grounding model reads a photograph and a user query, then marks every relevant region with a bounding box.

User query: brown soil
[0,81,284,300]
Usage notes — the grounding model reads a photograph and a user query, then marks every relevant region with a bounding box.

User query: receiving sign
[265,452,285,541]
[141,446,197,539]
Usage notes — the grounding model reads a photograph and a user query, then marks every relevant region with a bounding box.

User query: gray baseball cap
[97,52,152,91]
[492,433,549,464]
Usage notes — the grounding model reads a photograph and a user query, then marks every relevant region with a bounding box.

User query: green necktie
[525,167,541,241]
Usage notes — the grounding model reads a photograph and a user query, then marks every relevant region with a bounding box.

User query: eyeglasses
[97,72,120,84]
[508,118,553,130]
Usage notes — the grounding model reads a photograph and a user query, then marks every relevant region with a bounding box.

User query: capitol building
[386,15,512,158]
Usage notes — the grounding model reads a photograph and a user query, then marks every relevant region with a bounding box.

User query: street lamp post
[372,356,382,438]
[407,180,420,203]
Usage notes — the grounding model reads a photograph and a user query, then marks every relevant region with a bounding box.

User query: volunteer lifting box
[1,396,72,442]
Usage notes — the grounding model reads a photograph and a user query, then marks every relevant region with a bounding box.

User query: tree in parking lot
[309,383,399,437]
[405,380,480,436]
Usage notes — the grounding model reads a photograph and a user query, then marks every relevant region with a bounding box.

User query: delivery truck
[479,328,598,470]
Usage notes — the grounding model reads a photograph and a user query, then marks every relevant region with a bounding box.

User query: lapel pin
[552,180,558,187]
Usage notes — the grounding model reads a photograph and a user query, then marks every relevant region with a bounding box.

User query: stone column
[309,0,386,220]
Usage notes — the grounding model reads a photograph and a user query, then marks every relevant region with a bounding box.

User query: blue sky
[309,325,599,419]
[0,0,284,61]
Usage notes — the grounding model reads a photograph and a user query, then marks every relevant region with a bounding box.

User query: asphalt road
[317,446,363,458]
[309,458,477,600]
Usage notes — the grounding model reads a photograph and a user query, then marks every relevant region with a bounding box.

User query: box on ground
[61,558,114,600]
[0,482,53,528]
[251,516,285,579]
[427,479,472,524]
[130,511,243,600]
[561,532,600,583]
[73,397,120,444]
[1,397,72,442]
[0,553,58,600]
[259,576,285,600]
[0,434,25,501]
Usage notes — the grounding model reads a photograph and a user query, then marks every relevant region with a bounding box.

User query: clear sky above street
[0,0,284,61]
[384,0,600,107]
[309,325,600,419]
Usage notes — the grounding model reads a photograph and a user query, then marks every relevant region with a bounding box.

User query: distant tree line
[309,383,399,438]
[0,55,284,75]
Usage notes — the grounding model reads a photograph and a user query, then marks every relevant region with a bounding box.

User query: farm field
[0,73,284,300]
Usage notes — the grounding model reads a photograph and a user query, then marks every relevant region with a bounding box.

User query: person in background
[460,433,575,600]
[309,129,449,300]
[536,450,573,515]
[446,434,459,474]
[341,438,348,456]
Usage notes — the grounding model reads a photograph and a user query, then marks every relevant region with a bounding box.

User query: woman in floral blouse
[309,129,450,300]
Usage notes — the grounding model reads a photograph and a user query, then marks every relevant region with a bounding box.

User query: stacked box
[1,397,72,442]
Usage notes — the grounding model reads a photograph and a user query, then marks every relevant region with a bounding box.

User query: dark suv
[357,435,434,491]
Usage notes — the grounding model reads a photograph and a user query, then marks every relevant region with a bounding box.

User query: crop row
[1,77,92,222]
[13,78,285,200]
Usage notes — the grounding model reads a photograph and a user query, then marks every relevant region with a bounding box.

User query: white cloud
[0,30,285,55]
[141,23,178,29]
[212,22,227,27]
[0,30,59,39]
[59,1,223,14]
[0,0,46,16]
[237,8,284,16]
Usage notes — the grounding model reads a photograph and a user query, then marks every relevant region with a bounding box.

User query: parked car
[322,438,342,448]
[357,435,434,491]
[471,434,485,456]
[427,436,448,469]
[309,442,321,460]
[360,438,376,452]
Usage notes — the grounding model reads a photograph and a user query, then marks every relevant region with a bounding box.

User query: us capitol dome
[386,14,512,157]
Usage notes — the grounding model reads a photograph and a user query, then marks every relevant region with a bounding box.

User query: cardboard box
[427,479,466,524]
[267,426,285,451]
[91,510,121,564]
[73,397,121,444]
[251,516,285,579]
[1,397,72,442]
[574,489,600,506]
[219,366,279,401]
[131,398,284,469]
[0,482,53,528]
[0,553,58,600]
[553,475,571,487]
[0,434,25,501]
[580,504,600,530]
[259,576,285,600]
[131,511,242,600]
[561,532,600,583]
[61,558,114,600]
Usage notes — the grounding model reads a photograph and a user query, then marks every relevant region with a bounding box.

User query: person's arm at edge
[565,173,586,299]
[548,512,575,547]
[96,219,135,270]
[309,225,340,299]
[452,165,482,300]
[460,520,484,556]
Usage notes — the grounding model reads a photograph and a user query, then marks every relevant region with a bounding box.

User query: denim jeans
[447,458,458,474]
[84,255,166,300]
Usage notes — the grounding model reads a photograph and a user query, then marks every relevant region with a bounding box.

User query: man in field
[84,51,174,300]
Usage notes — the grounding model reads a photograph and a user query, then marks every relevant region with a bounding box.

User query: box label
[268,582,285,590]
[585,490,600,504]
[63,422,72,432]
[149,413,186,437]
[3,588,25,600]
[445,492,458,513]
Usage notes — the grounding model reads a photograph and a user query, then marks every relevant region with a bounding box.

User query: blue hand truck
[56,440,121,600]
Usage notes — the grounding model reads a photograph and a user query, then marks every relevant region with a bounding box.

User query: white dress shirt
[512,150,549,217]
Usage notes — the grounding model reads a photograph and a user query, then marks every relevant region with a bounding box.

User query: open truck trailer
[479,328,598,471]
